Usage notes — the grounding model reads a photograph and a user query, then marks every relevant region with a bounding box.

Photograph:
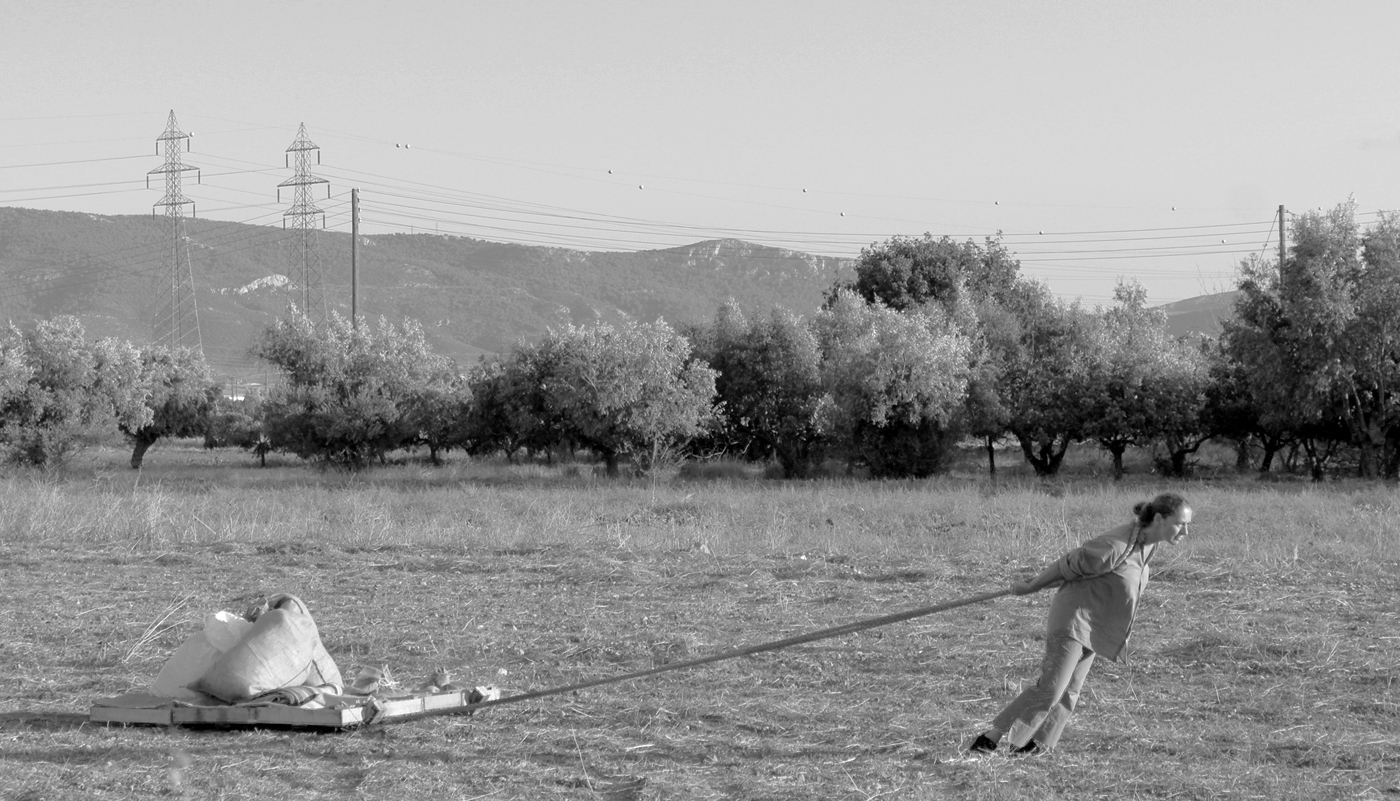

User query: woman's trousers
[990,633,1096,750]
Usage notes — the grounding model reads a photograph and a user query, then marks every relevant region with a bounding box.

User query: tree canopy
[0,317,150,468]
[813,290,972,478]
[254,312,458,467]
[833,233,1022,313]
[547,320,718,476]
[690,301,826,478]
[122,345,221,469]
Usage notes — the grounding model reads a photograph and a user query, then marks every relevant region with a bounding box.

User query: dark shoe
[968,734,999,753]
[1012,740,1042,755]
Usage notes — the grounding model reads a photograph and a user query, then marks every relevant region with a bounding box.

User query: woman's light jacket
[1047,522,1156,662]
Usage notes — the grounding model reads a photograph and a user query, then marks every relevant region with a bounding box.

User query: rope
[378,587,1012,725]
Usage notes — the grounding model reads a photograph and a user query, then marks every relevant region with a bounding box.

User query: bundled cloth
[241,684,344,708]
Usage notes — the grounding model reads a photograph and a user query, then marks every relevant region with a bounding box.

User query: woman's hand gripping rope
[1012,563,1066,596]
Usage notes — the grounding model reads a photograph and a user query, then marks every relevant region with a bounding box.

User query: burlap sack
[150,611,254,699]
[193,596,340,703]
[267,593,342,689]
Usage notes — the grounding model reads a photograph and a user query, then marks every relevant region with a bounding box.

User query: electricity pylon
[146,110,202,353]
[278,123,330,321]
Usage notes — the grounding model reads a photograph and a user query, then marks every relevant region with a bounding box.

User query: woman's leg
[989,633,1094,749]
[1030,642,1096,749]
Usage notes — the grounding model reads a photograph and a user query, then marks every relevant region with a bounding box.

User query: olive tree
[1082,281,1210,479]
[1222,202,1394,479]
[1351,210,1400,477]
[690,301,826,478]
[122,346,221,469]
[547,320,718,476]
[205,396,273,466]
[0,317,149,468]
[460,335,584,463]
[254,312,457,467]
[998,289,1100,477]
[833,233,1022,312]
[812,290,972,478]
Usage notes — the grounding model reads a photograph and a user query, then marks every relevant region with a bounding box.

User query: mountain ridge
[0,207,855,380]
[0,207,1239,381]
[1159,290,1238,339]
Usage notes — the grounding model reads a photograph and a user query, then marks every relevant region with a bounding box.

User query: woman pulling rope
[969,493,1193,755]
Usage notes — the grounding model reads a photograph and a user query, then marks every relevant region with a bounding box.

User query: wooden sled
[90,686,499,730]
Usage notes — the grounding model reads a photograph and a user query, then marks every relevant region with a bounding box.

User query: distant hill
[1159,290,1238,339]
[0,206,1242,383]
[0,207,854,382]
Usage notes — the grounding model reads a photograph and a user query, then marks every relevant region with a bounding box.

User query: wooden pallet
[90,689,484,729]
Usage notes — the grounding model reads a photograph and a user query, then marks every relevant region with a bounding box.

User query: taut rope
[380,587,1011,725]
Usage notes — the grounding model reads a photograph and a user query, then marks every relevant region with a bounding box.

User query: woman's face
[1146,506,1192,545]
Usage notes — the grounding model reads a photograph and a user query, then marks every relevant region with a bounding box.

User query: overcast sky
[3,0,1399,304]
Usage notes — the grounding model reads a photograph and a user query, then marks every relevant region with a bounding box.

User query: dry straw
[1,447,1397,799]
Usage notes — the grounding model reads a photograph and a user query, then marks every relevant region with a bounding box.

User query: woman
[969,493,1192,755]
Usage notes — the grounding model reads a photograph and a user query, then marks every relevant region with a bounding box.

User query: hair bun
[1134,493,1188,526]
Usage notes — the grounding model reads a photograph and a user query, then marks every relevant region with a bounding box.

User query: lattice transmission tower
[278,123,330,321]
[146,110,203,352]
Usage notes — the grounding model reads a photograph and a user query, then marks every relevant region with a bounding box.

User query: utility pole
[146,110,203,353]
[351,188,359,329]
[278,123,330,322]
[1278,204,1287,284]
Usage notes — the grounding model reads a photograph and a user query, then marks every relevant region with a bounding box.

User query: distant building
[223,382,265,402]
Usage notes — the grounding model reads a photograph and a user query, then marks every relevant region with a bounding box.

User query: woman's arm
[1011,562,1064,596]
[1011,524,1133,595]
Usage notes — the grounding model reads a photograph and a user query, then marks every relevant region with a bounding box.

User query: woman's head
[1135,493,1192,545]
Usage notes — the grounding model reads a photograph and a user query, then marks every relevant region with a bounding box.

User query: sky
[3,0,1400,305]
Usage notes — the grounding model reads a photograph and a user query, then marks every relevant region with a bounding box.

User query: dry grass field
[1,442,1397,799]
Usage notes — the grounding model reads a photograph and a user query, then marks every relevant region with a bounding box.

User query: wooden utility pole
[1278,204,1286,282]
[351,188,359,328]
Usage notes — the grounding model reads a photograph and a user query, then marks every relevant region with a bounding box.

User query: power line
[0,166,282,196]
[0,154,151,170]
[358,192,1278,264]
[317,163,1289,252]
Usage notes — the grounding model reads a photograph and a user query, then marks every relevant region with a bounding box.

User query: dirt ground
[2,529,1398,800]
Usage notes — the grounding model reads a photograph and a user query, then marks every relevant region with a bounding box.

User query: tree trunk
[1358,442,1377,479]
[1234,439,1252,472]
[1016,434,1068,477]
[1170,450,1189,477]
[1354,419,1385,479]
[1385,431,1400,480]
[603,451,620,478]
[1301,439,1329,482]
[1163,434,1206,478]
[986,436,997,476]
[130,432,159,469]
[1256,430,1289,473]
